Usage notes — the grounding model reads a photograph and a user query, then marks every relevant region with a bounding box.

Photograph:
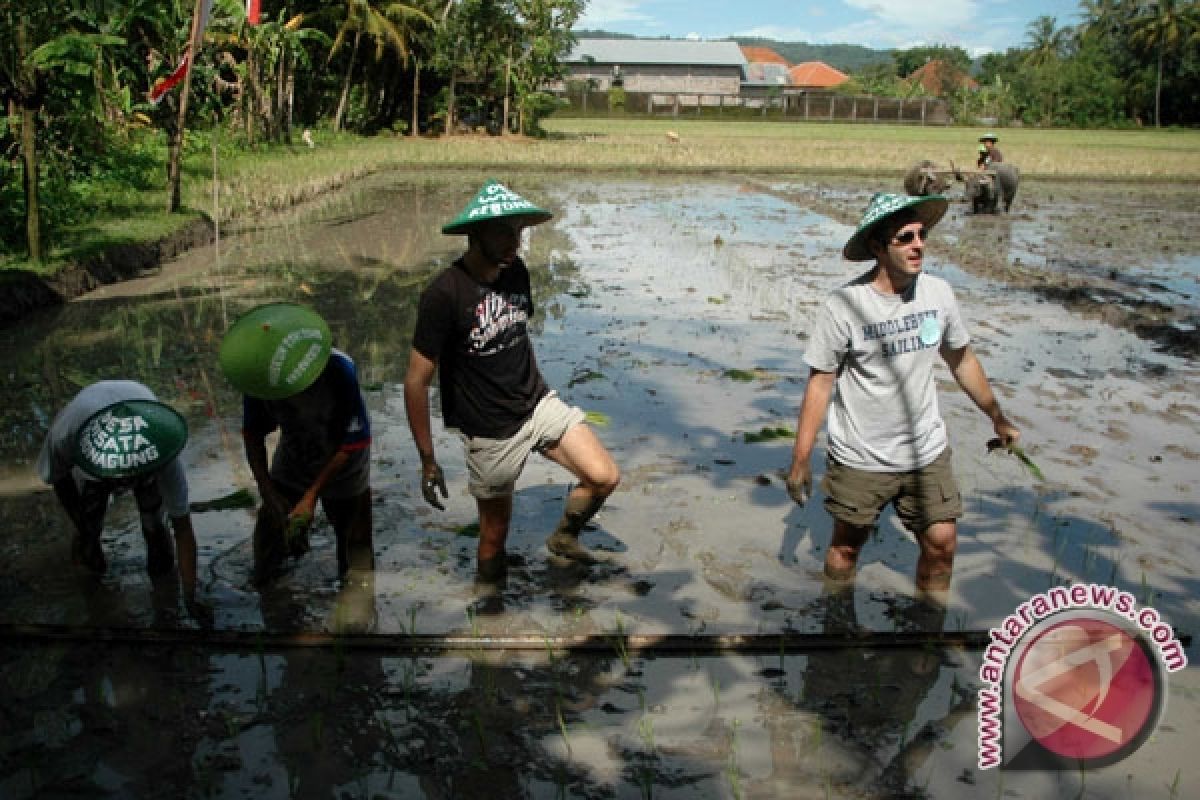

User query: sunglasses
[891,227,928,245]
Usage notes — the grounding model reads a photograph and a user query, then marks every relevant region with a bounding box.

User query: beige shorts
[461,392,586,499]
[821,447,962,533]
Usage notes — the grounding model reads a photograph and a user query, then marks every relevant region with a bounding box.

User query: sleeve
[412,282,455,362]
[940,286,971,351]
[803,296,852,373]
[328,354,371,452]
[157,457,190,518]
[241,395,277,438]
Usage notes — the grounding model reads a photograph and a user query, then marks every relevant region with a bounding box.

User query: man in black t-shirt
[404,181,620,590]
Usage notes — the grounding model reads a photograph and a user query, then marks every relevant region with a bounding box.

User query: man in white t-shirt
[786,193,1019,594]
[38,380,203,619]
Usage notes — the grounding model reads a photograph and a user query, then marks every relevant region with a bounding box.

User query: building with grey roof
[563,38,747,96]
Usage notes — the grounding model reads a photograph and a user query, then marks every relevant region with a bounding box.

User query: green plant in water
[456,522,481,538]
[612,611,631,669]
[556,697,573,758]
[987,438,1045,481]
[743,426,794,443]
[726,718,744,800]
[585,410,610,427]
[722,368,755,381]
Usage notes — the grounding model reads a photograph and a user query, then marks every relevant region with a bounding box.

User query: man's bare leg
[542,423,620,562]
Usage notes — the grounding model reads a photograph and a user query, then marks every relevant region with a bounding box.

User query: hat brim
[842,195,948,261]
[441,209,553,235]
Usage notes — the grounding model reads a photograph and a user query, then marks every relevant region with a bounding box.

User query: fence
[558,89,952,125]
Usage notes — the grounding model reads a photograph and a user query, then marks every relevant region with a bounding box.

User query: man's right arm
[786,369,836,505]
[404,349,448,509]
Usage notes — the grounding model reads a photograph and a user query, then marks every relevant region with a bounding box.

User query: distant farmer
[785,193,1019,595]
[975,144,990,170]
[404,180,620,592]
[37,380,202,614]
[978,132,1003,168]
[220,303,374,589]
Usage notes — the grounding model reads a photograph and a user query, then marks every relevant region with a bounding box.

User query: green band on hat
[74,399,188,480]
[219,303,332,399]
[442,180,552,235]
[843,192,948,261]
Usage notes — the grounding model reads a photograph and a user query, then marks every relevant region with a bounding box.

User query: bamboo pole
[167,0,206,213]
[0,623,1028,654]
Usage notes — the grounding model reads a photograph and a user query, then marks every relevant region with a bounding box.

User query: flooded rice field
[2,171,1199,798]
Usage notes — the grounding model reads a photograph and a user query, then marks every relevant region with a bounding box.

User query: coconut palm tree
[326,0,433,131]
[1128,0,1200,126]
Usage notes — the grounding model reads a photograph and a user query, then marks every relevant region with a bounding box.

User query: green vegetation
[2,0,1197,280]
[743,426,795,444]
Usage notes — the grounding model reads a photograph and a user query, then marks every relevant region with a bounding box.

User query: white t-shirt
[36,380,190,517]
[804,271,970,472]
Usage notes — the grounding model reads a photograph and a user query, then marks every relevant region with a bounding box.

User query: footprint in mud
[695,551,750,601]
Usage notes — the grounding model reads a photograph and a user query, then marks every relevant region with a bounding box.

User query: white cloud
[578,0,657,28]
[842,0,977,29]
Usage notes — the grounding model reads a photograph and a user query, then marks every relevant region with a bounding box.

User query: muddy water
[2,171,1199,798]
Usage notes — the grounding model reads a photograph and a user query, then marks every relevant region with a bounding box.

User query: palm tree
[1128,0,1200,126]
[1024,16,1067,68]
[327,0,433,131]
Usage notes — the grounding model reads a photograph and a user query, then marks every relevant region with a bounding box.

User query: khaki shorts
[821,447,962,533]
[461,392,586,499]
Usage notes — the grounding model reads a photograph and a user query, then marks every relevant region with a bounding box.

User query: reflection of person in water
[415,652,609,798]
[257,586,389,794]
[36,380,206,623]
[0,581,210,794]
[760,584,969,794]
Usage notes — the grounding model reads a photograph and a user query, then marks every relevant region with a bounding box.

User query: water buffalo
[903,160,952,196]
[965,172,999,214]
[993,163,1020,212]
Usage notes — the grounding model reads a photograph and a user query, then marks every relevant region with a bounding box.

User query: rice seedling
[1168,768,1182,799]
[556,696,573,758]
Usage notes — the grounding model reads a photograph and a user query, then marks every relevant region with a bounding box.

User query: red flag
[147,0,214,103]
[247,0,261,25]
[149,49,191,105]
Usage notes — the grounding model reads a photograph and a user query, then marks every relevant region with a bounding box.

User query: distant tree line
[737,2,1200,129]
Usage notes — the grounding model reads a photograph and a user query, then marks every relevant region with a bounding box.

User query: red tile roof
[788,62,848,88]
[740,46,789,65]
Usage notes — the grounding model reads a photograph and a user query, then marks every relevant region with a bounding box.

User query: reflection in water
[753,585,973,797]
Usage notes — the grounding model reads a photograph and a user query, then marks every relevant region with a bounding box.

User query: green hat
[843,192,948,261]
[74,399,188,480]
[219,303,332,399]
[979,132,999,142]
[441,180,552,235]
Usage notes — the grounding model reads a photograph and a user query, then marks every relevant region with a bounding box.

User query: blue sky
[577,0,1085,57]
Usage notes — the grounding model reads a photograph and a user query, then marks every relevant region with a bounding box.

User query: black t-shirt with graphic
[412,257,548,438]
